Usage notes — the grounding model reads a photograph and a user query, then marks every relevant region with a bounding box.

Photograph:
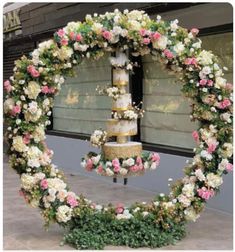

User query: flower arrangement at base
[81,151,160,177]
[3,8,233,250]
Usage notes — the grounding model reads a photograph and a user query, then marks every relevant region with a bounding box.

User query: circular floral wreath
[4,9,233,249]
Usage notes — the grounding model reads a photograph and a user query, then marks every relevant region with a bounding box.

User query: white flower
[57,190,68,202]
[218,159,229,171]
[215,76,227,89]
[178,194,191,207]
[133,207,140,213]
[153,36,168,50]
[123,158,135,167]
[91,155,101,165]
[4,98,15,113]
[21,174,36,190]
[28,158,41,168]
[142,211,149,217]
[206,173,223,188]
[184,207,200,222]
[195,169,205,181]
[74,43,89,52]
[25,81,41,100]
[56,205,72,223]
[57,47,73,61]
[47,178,67,191]
[200,150,213,161]
[170,19,178,31]
[32,125,45,143]
[91,22,103,34]
[106,161,112,167]
[173,42,185,55]
[106,168,114,176]
[182,183,195,198]
[119,168,128,176]
[150,162,157,170]
[221,143,233,158]
[116,209,133,220]
[12,136,28,152]
[197,50,213,65]
[144,161,149,169]
[95,205,103,211]
[27,101,38,114]
[81,160,86,168]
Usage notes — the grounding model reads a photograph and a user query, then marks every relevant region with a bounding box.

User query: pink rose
[76,34,82,42]
[136,156,142,165]
[86,159,93,171]
[152,32,161,40]
[60,38,68,46]
[112,158,120,168]
[67,195,78,208]
[207,80,214,87]
[192,131,199,143]
[185,57,197,66]
[97,165,103,174]
[218,99,231,109]
[11,105,21,116]
[57,29,65,37]
[115,203,124,214]
[27,65,34,73]
[151,153,160,164]
[130,165,139,172]
[191,28,199,36]
[4,80,12,93]
[40,179,48,190]
[41,86,49,94]
[23,133,31,144]
[206,138,218,154]
[226,163,233,172]
[143,38,150,45]
[102,30,112,40]
[69,31,75,40]
[199,79,207,86]
[197,187,214,200]
[139,28,147,36]
[163,49,174,59]
[31,68,40,78]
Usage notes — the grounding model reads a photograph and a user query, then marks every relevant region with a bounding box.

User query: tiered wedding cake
[103,52,143,161]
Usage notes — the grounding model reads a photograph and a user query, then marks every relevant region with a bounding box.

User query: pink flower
[86,159,93,171]
[23,133,31,144]
[49,87,56,94]
[218,99,231,109]
[97,165,103,174]
[206,138,218,154]
[41,86,50,94]
[40,179,48,190]
[67,195,78,208]
[191,28,199,36]
[185,57,197,66]
[151,153,160,164]
[207,80,214,87]
[225,83,233,91]
[115,203,124,214]
[139,28,147,36]
[4,80,12,93]
[136,156,142,165]
[60,38,68,46]
[27,65,34,73]
[69,31,75,40]
[143,37,150,45]
[152,32,161,40]
[76,34,82,42]
[102,30,112,40]
[112,158,120,168]
[199,79,207,86]
[57,29,65,37]
[197,187,214,200]
[163,49,174,59]
[130,165,139,172]
[192,131,199,143]
[11,105,21,116]
[226,163,233,172]
[27,65,40,78]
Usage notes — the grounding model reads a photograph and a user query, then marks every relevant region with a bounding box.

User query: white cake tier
[113,68,129,86]
[112,93,132,111]
[103,141,142,160]
[107,119,137,136]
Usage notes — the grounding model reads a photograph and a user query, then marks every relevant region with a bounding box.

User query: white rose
[218,159,229,171]
[4,98,15,113]
[74,43,89,52]
[206,173,223,188]
[194,169,205,181]
[28,158,41,168]
[200,150,213,161]
[47,177,67,191]
[173,42,185,55]
[153,36,168,50]
[144,161,149,169]
[56,205,72,223]
[150,162,157,170]
[91,22,103,34]
[220,113,232,123]
[221,143,233,158]
[119,168,128,176]
[12,136,28,152]
[106,168,114,176]
[184,207,200,222]
[57,190,68,202]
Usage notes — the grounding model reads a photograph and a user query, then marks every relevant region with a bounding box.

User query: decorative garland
[4,9,233,249]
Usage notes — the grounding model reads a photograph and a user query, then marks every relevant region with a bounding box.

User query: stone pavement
[3,155,233,250]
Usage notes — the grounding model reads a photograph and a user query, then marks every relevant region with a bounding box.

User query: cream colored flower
[4,98,15,113]
[47,178,67,191]
[106,168,114,176]
[91,22,103,34]
[32,125,45,143]
[12,136,28,152]
[173,42,185,55]
[56,205,72,223]
[184,207,200,222]
[206,173,223,188]
[178,194,191,207]
[57,47,73,61]
[195,169,205,181]
[215,77,227,89]
[25,81,41,99]
[152,36,168,50]
[57,189,68,202]
[221,143,233,158]
[197,50,213,65]
[21,174,36,190]
[119,168,128,176]
[182,183,195,198]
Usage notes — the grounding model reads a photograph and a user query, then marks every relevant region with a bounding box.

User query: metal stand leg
[113,177,117,183]
[124,178,128,185]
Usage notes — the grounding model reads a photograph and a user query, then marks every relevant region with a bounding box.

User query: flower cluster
[90,129,108,148]
[3,9,233,247]
[81,151,160,176]
[112,104,145,120]
[96,85,125,100]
